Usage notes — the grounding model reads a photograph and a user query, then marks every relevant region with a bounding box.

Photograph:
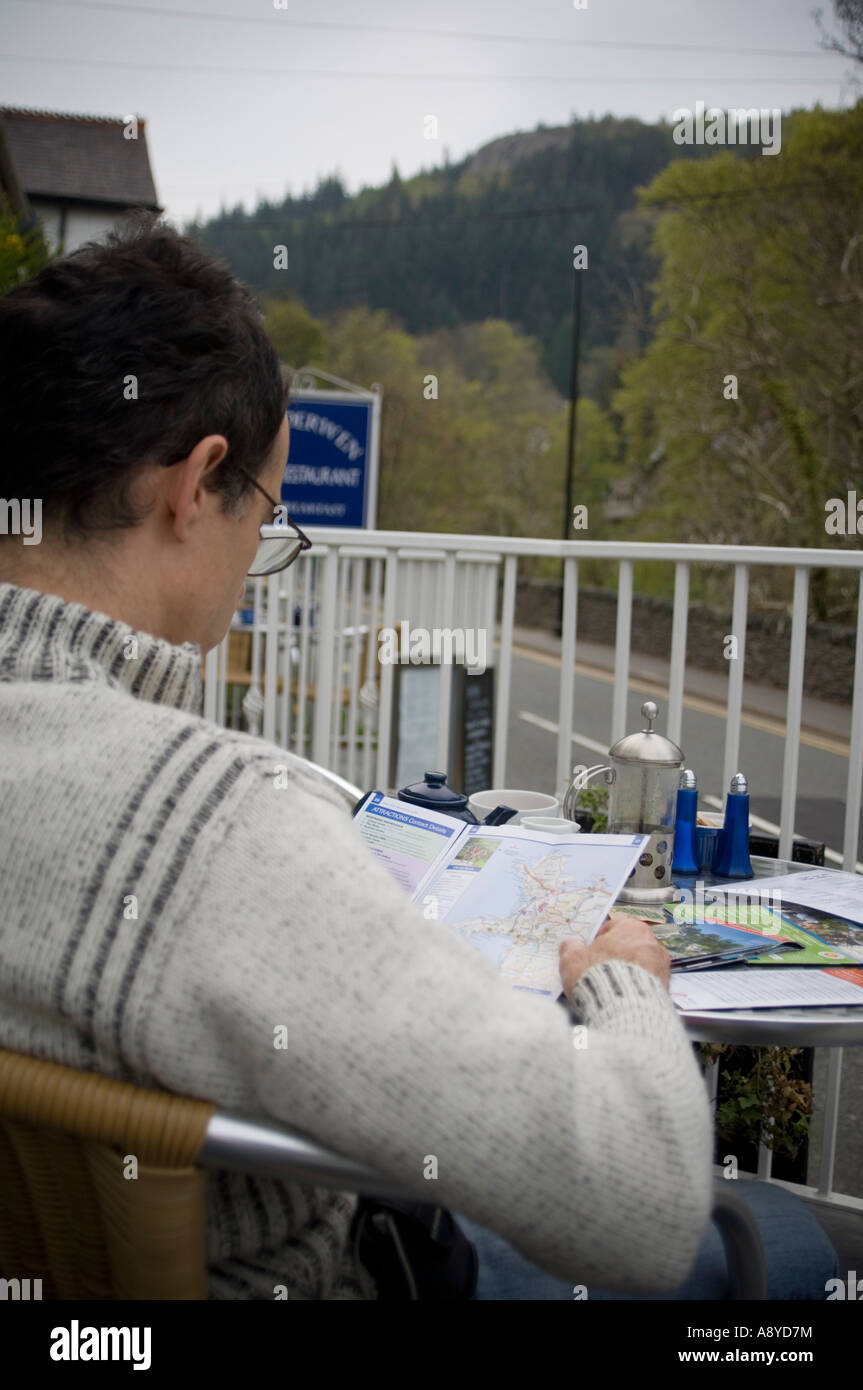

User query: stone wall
[513,579,854,704]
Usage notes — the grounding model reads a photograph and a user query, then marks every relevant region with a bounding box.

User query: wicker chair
[0,1046,767,1300]
[0,1046,419,1300]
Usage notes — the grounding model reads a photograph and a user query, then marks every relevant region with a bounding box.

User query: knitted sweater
[0,580,713,1299]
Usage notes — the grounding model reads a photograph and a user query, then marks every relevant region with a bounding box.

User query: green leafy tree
[0,205,50,296]
[613,105,863,618]
[323,305,448,532]
[321,307,604,540]
[817,0,863,65]
[264,297,328,371]
[192,114,717,398]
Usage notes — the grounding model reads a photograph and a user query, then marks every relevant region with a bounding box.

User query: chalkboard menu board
[451,665,495,798]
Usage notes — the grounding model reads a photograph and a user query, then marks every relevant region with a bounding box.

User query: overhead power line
[8,0,849,62]
[0,53,843,84]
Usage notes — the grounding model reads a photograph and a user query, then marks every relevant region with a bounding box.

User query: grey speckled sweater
[0,580,713,1299]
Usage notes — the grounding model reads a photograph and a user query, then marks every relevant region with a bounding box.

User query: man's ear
[161,436,229,542]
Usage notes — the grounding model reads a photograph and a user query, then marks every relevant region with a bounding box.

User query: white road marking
[518,709,608,757]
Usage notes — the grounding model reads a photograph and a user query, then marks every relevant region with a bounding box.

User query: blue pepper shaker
[714,772,753,877]
[672,768,699,874]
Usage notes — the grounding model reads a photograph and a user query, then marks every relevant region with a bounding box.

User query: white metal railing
[202,527,863,1213]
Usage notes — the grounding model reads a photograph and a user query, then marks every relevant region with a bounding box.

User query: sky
[1,0,859,226]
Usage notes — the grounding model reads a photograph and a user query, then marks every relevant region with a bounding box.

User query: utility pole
[562,267,583,543]
[558,264,583,634]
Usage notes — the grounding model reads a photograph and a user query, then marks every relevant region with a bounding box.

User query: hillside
[190,114,728,401]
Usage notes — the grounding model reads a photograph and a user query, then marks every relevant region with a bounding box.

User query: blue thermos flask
[671,768,699,874]
[714,772,753,877]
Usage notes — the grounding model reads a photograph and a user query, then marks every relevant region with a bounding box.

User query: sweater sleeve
[137,762,714,1294]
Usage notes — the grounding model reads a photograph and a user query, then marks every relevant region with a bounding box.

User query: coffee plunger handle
[562,762,613,821]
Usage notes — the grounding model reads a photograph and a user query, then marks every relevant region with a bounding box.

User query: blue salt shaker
[714,772,753,877]
[672,768,699,874]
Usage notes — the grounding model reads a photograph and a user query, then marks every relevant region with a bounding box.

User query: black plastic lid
[398,771,468,811]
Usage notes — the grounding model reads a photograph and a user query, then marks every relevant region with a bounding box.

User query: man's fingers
[607,912,657,934]
[560,937,586,957]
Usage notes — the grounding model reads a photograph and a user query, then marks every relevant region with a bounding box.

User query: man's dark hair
[0,211,288,538]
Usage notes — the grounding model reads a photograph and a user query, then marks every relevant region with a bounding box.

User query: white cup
[468,789,560,825]
[520,816,581,836]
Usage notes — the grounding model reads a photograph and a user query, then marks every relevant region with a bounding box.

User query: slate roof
[0,107,159,209]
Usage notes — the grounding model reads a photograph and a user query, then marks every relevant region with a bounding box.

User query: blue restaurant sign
[281,388,380,528]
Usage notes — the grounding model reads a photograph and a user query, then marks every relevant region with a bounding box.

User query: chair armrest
[204,1118,767,1299]
[300,759,364,809]
[711,1180,767,1299]
[199,1113,416,1202]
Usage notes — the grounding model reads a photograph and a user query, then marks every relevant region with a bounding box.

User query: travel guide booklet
[635,903,796,965]
[353,791,647,997]
[635,900,860,968]
[767,904,863,965]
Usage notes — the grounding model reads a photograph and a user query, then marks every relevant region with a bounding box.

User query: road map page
[422,826,647,996]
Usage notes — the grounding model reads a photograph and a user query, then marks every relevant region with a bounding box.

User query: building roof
[0,107,159,209]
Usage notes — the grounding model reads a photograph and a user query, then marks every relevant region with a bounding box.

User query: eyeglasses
[235,466,313,577]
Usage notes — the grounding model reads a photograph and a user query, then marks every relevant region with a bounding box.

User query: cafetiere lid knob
[607,699,685,766]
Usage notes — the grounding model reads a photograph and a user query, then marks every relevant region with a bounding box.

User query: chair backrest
[0,1045,411,1302]
[0,1049,214,1300]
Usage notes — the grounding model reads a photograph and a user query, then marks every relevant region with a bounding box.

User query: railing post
[203,646,218,723]
[844,576,863,871]
[344,556,364,788]
[278,564,297,751]
[722,564,749,796]
[436,552,457,771]
[216,626,228,728]
[331,555,350,769]
[611,559,633,744]
[493,555,517,789]
[294,554,313,757]
[312,548,339,766]
[557,557,579,799]
[242,578,265,737]
[667,562,690,749]
[263,571,280,745]
[364,557,383,792]
[778,566,809,860]
[376,550,398,787]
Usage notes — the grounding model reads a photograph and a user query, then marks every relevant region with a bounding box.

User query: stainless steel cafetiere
[563,700,685,902]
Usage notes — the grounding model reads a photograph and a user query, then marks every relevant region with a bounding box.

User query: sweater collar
[0,581,203,713]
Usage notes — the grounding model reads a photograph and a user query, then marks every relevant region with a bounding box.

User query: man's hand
[559,913,671,997]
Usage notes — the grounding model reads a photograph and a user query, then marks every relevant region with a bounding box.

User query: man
[0,215,835,1300]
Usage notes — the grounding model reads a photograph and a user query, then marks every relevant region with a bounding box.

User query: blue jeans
[455,1180,839,1300]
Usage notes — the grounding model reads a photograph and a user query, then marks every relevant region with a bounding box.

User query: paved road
[503,645,858,865]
